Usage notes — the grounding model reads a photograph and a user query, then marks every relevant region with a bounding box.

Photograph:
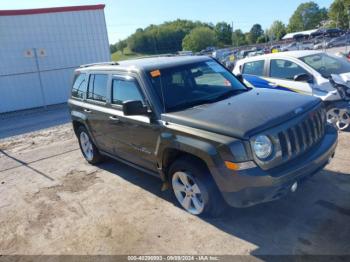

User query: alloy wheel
[327,108,350,131]
[80,131,94,161]
[172,171,204,215]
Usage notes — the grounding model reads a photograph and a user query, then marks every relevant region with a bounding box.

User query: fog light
[291,182,298,193]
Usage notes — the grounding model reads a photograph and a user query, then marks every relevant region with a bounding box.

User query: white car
[233,50,350,130]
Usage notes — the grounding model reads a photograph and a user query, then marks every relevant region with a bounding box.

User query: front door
[265,59,313,95]
[106,75,159,172]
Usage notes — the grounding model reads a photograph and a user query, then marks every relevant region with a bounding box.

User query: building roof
[0,4,105,16]
[282,29,318,40]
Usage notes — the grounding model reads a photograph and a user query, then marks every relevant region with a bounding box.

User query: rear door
[265,59,313,95]
[84,73,111,151]
[241,59,270,88]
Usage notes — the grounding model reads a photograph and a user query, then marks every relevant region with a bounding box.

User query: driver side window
[270,59,308,80]
[111,78,144,106]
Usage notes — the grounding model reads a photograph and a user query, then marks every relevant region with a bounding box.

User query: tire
[326,106,350,131]
[77,125,103,164]
[168,156,227,217]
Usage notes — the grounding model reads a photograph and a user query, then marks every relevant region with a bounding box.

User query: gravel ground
[0,114,349,256]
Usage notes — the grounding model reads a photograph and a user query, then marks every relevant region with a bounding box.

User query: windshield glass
[148,60,247,112]
[300,53,350,78]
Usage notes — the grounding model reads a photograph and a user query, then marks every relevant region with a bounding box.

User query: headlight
[252,135,273,160]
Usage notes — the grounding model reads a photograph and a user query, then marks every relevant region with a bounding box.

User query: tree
[248,24,264,44]
[328,0,350,29]
[182,27,217,52]
[110,44,117,54]
[267,20,287,41]
[287,2,328,32]
[214,22,232,46]
[116,40,127,54]
[231,29,247,47]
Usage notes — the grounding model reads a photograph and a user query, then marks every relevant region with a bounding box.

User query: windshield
[148,60,247,112]
[299,53,350,78]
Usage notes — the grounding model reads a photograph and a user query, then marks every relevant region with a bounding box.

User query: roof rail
[132,54,175,60]
[79,61,119,68]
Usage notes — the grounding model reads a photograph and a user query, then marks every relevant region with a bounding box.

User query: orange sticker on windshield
[150,70,161,78]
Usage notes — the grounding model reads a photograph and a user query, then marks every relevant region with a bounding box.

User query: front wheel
[326,107,350,131]
[168,157,226,217]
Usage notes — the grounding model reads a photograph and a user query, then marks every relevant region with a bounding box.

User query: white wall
[0,8,110,113]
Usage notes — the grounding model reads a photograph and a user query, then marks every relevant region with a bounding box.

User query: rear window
[87,74,108,102]
[242,60,265,76]
[72,73,87,99]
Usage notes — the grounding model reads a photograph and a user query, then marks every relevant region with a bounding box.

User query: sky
[0,0,334,44]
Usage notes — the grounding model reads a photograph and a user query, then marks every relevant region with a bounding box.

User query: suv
[68,56,338,217]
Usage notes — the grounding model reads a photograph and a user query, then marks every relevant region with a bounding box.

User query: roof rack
[79,61,119,68]
[132,54,175,60]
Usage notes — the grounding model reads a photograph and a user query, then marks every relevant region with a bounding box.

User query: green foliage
[248,24,264,44]
[256,35,268,43]
[287,1,328,32]
[328,0,350,29]
[231,29,247,47]
[110,44,117,54]
[126,19,212,54]
[182,27,217,52]
[267,20,287,41]
[231,30,247,47]
[214,22,232,46]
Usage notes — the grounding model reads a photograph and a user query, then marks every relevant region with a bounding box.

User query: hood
[339,72,350,84]
[161,89,320,139]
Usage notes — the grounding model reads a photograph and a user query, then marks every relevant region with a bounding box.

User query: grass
[111,47,144,61]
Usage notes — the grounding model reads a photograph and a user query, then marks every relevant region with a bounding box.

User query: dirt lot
[0,112,350,256]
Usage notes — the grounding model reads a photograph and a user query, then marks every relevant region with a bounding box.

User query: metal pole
[33,48,47,109]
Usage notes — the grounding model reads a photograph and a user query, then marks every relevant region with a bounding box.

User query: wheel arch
[158,135,220,182]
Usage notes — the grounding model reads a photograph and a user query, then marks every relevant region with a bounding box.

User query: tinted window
[87,74,108,102]
[112,78,143,105]
[243,60,265,76]
[270,59,307,80]
[72,73,87,99]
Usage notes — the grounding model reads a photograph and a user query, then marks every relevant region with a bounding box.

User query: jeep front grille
[254,105,327,171]
[277,107,326,161]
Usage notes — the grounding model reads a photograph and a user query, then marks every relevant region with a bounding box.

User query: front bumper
[215,125,338,208]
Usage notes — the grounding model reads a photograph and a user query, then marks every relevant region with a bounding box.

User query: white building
[0,5,110,113]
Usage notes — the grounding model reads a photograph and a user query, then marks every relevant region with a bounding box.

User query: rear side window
[111,78,144,105]
[87,74,108,102]
[242,60,265,76]
[270,59,308,80]
[72,73,87,99]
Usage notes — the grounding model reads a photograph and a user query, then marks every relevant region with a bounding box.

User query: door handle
[84,109,92,113]
[109,116,120,123]
[268,82,278,87]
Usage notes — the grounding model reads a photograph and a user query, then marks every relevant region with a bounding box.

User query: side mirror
[236,74,244,83]
[294,73,314,84]
[122,100,148,116]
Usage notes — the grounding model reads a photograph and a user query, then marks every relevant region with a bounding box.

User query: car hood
[161,89,320,139]
[338,72,350,84]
